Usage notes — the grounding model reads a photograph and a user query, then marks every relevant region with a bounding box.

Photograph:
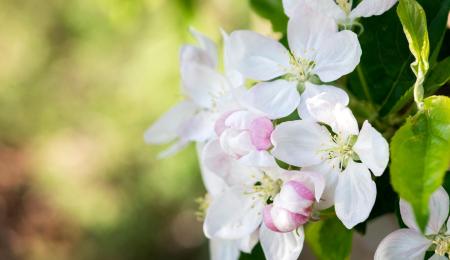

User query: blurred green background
[0,0,277,259]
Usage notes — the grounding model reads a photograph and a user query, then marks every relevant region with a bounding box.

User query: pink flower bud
[275,180,315,216]
[263,204,308,233]
[249,117,274,150]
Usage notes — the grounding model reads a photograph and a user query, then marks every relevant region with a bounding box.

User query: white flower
[375,187,450,260]
[271,110,389,228]
[283,0,398,27]
[144,29,241,157]
[228,5,360,85]
[196,143,259,260]
[201,139,325,260]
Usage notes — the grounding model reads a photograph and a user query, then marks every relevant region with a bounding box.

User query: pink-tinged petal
[204,186,264,240]
[263,205,308,233]
[303,161,339,210]
[271,120,332,167]
[374,229,432,260]
[263,205,280,232]
[350,0,398,19]
[242,80,300,120]
[249,117,274,150]
[259,224,304,260]
[335,161,376,229]
[274,182,314,215]
[313,30,361,82]
[290,170,326,202]
[209,239,240,260]
[229,30,290,81]
[287,4,338,60]
[215,111,236,136]
[400,187,449,235]
[353,120,389,176]
[144,100,197,144]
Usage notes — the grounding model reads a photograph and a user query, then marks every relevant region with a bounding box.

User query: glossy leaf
[390,95,450,231]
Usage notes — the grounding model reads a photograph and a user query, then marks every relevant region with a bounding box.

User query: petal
[157,139,189,158]
[180,110,216,142]
[221,29,244,87]
[429,254,449,260]
[219,129,254,157]
[259,224,304,260]
[274,179,315,215]
[238,230,259,254]
[239,151,277,168]
[283,0,346,20]
[303,160,339,210]
[181,63,228,108]
[298,82,349,121]
[374,229,432,260]
[180,45,215,69]
[189,27,218,68]
[197,142,228,197]
[287,5,338,60]
[242,80,300,120]
[229,30,290,81]
[204,186,264,240]
[334,161,377,229]
[263,205,308,233]
[350,0,398,19]
[353,120,389,176]
[271,120,332,167]
[209,239,240,260]
[292,170,326,202]
[202,139,258,186]
[144,101,197,144]
[313,30,361,82]
[400,187,449,235]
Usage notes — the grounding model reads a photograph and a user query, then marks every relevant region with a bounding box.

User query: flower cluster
[145,0,398,259]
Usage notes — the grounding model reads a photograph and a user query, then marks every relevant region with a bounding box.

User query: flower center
[336,0,352,15]
[250,173,283,204]
[322,134,358,170]
[433,234,450,257]
[286,54,316,82]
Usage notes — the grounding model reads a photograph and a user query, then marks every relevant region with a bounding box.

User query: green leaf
[390,95,450,231]
[305,217,353,260]
[397,0,430,106]
[249,0,288,33]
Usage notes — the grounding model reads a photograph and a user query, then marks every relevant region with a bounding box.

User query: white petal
[374,229,432,260]
[180,45,215,69]
[332,104,359,138]
[181,63,228,108]
[429,254,449,260]
[259,224,304,260]
[242,80,300,120]
[400,187,449,235]
[204,186,263,240]
[229,30,290,81]
[271,120,332,167]
[313,30,361,82]
[287,5,338,60]
[290,170,325,202]
[239,151,277,168]
[334,161,376,229]
[180,110,216,142]
[350,0,398,19]
[221,29,244,87]
[209,239,240,260]
[298,82,349,121]
[197,142,228,197]
[284,0,346,20]
[219,129,254,157]
[353,120,389,176]
[303,161,339,210]
[202,139,258,187]
[190,27,218,68]
[144,101,197,144]
[238,230,259,254]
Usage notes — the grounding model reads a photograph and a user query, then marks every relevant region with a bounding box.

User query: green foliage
[396,0,429,105]
[425,57,450,94]
[249,0,288,33]
[305,217,353,260]
[390,96,450,231]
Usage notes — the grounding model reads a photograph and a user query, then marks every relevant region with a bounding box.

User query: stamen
[433,235,450,257]
[195,194,210,221]
[336,0,352,15]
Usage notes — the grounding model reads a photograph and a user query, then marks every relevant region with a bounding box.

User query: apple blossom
[375,187,450,260]
[144,29,242,157]
[271,109,389,228]
[283,0,398,28]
